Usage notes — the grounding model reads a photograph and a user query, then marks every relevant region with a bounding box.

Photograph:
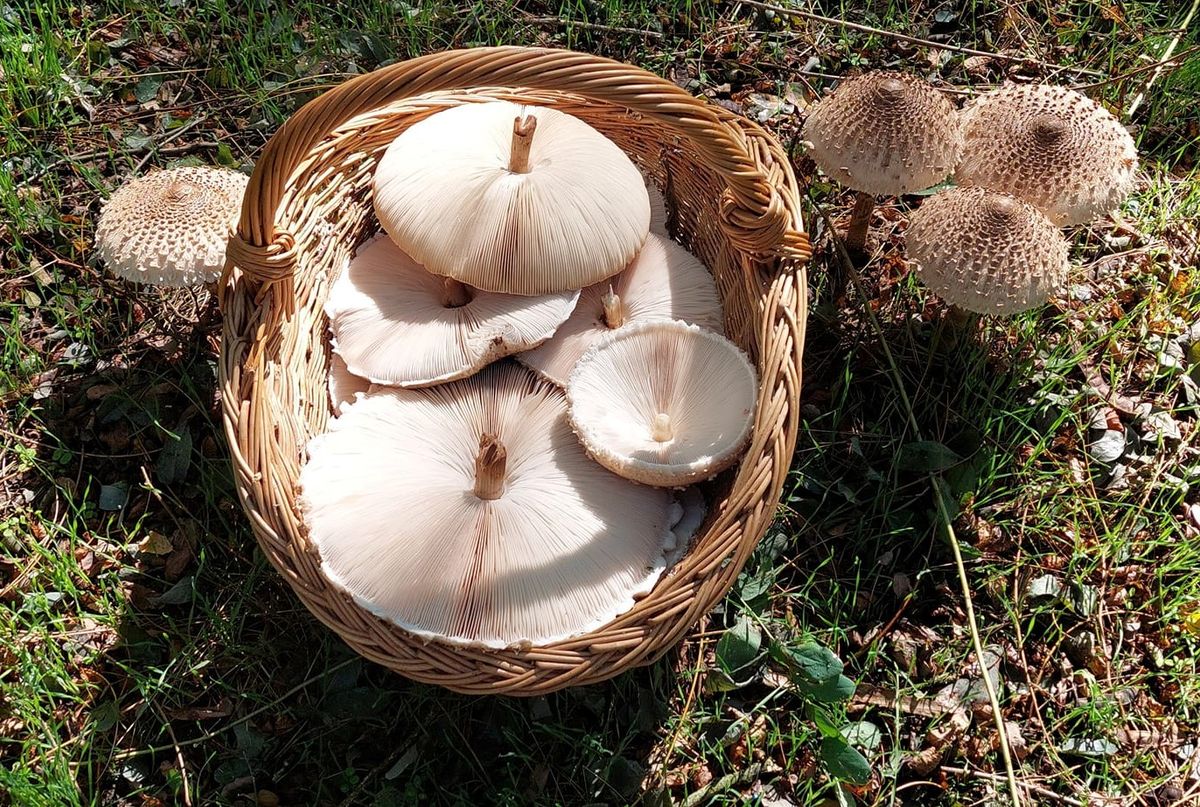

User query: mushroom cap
[906,186,1070,315]
[326,236,579,387]
[373,101,650,295]
[518,234,724,386]
[327,354,370,413]
[300,361,701,648]
[955,83,1139,225]
[646,176,669,236]
[802,71,963,196]
[94,166,248,286]
[567,320,758,487]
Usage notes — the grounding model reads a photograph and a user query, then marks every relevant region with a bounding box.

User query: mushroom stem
[473,432,508,500]
[650,413,673,443]
[845,191,875,257]
[601,288,625,328]
[440,277,472,308]
[508,113,538,174]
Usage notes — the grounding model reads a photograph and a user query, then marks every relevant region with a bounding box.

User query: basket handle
[228,46,807,284]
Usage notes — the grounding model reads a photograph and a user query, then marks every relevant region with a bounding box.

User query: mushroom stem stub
[508,114,538,174]
[601,288,625,328]
[845,191,875,256]
[473,432,508,500]
[441,277,472,308]
[651,413,673,442]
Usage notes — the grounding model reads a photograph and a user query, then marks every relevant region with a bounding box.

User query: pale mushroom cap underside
[325,236,579,388]
[300,362,700,648]
[956,83,1139,226]
[567,320,758,487]
[372,101,650,295]
[95,166,248,286]
[906,186,1070,315]
[518,233,725,386]
[327,353,370,414]
[802,71,963,197]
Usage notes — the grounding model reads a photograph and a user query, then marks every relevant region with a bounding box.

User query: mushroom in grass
[327,354,370,413]
[567,320,757,487]
[518,233,724,386]
[95,166,248,286]
[802,71,962,256]
[300,362,703,648]
[906,187,1070,315]
[373,101,650,296]
[956,84,1138,226]
[325,236,579,387]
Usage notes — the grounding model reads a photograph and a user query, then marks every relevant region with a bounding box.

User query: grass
[2,1,1199,805]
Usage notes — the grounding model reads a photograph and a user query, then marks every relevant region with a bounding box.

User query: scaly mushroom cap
[327,354,370,413]
[906,187,1070,315]
[373,101,650,295]
[94,166,248,286]
[518,234,724,386]
[956,83,1139,225]
[300,362,702,648]
[802,71,963,196]
[567,320,757,487]
[326,237,579,387]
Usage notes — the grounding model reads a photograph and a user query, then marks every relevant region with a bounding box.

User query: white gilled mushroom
[802,71,962,254]
[906,186,1070,315]
[325,237,579,387]
[567,320,758,487]
[94,166,248,286]
[518,233,724,386]
[327,354,370,413]
[373,101,650,295]
[955,83,1138,226]
[645,175,669,235]
[300,361,702,648]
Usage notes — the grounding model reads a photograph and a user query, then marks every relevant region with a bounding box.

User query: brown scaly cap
[802,71,963,196]
[956,83,1139,226]
[906,187,1070,315]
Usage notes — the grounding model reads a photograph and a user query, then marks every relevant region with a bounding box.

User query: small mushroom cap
[567,320,758,487]
[518,234,724,386]
[906,186,1070,315]
[94,166,248,286]
[327,354,370,413]
[956,83,1138,226]
[802,71,963,196]
[326,237,579,387]
[373,101,650,295]
[300,362,701,648]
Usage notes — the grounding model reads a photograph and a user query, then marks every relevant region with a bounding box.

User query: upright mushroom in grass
[373,101,650,296]
[906,186,1070,315]
[325,237,579,387]
[802,71,962,256]
[955,84,1138,226]
[94,166,248,286]
[518,233,724,386]
[567,320,758,487]
[300,362,702,648]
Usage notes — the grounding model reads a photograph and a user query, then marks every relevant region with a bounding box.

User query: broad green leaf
[896,440,961,472]
[716,616,761,675]
[819,736,872,784]
[841,721,883,750]
[804,673,856,703]
[772,641,843,685]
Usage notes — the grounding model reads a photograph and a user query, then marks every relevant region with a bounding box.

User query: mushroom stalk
[473,432,508,500]
[601,289,625,328]
[441,277,472,308]
[845,191,875,257]
[508,114,538,174]
[650,413,673,442]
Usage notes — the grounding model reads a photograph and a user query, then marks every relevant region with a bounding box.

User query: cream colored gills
[299,362,703,649]
[371,100,651,296]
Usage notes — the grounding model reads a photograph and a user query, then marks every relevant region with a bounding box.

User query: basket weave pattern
[219,47,809,695]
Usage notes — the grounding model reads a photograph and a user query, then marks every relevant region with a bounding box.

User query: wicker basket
[219,46,810,695]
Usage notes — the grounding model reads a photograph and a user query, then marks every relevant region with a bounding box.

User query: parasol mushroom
[325,236,579,387]
[955,83,1139,226]
[94,166,248,286]
[518,233,724,386]
[802,71,962,256]
[299,361,702,648]
[372,101,650,295]
[906,186,1070,315]
[567,320,758,487]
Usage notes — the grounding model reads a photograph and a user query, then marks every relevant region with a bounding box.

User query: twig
[736,0,1105,77]
[154,704,193,807]
[681,762,778,807]
[809,194,1023,807]
[1075,44,1200,91]
[941,765,1084,807]
[525,14,664,39]
[1126,0,1200,117]
[132,114,209,174]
